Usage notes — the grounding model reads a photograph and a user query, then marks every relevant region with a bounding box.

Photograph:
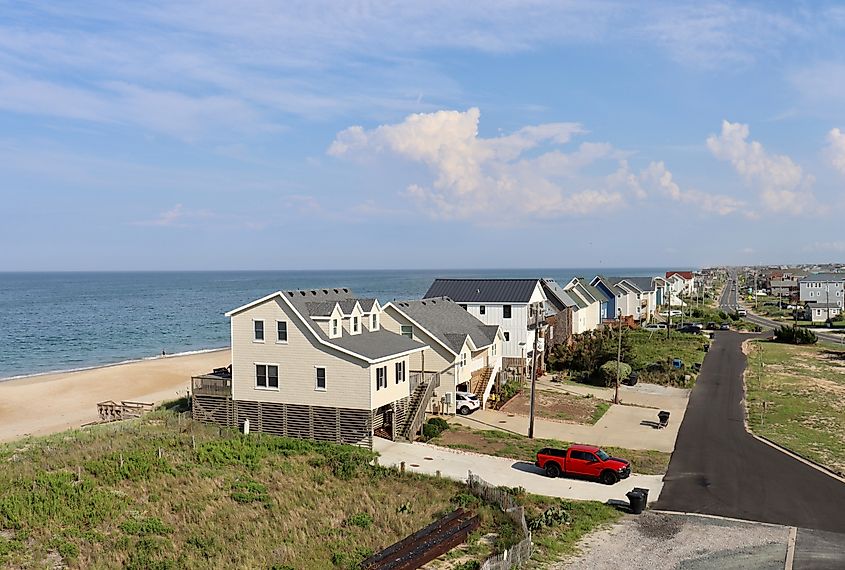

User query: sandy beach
[0,349,231,443]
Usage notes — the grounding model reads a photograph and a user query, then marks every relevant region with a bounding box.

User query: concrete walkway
[373,438,663,505]
[452,402,685,452]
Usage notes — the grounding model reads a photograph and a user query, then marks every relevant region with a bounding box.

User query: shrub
[598,361,631,387]
[774,325,817,345]
[527,505,571,531]
[84,449,173,484]
[451,492,480,508]
[344,512,373,529]
[421,417,450,441]
[120,516,173,536]
[230,479,269,506]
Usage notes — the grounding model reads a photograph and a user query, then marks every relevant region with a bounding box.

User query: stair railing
[402,373,439,440]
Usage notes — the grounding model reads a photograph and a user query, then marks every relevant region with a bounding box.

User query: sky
[1,1,845,271]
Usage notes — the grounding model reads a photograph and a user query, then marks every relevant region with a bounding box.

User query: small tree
[599,361,631,387]
[774,325,817,345]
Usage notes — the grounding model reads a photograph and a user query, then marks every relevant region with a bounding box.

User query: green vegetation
[0,411,519,569]
[430,424,670,475]
[421,417,451,441]
[521,494,621,563]
[599,361,631,384]
[625,329,707,386]
[746,340,845,476]
[547,328,632,386]
[774,325,818,345]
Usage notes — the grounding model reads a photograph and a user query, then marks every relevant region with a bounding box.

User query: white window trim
[254,362,280,391]
[352,315,361,335]
[253,319,265,343]
[371,312,379,331]
[315,366,327,392]
[276,320,288,344]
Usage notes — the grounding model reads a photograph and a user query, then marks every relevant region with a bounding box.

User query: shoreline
[0,348,231,443]
[0,345,230,383]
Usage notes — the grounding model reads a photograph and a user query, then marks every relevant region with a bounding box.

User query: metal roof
[801,273,845,282]
[424,279,541,303]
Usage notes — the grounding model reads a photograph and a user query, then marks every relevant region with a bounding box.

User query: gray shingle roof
[592,276,624,296]
[541,279,583,310]
[283,287,425,360]
[390,297,499,354]
[801,273,845,282]
[424,279,540,303]
[608,276,656,293]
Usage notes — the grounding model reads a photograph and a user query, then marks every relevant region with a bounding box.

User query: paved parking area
[373,438,663,504]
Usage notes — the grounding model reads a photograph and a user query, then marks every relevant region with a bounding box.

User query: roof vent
[300,291,306,296]
[286,291,294,297]
[476,288,481,294]
[311,290,318,295]
[323,289,329,294]
[343,288,349,293]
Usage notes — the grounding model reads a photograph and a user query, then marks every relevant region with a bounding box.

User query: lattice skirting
[191,395,373,449]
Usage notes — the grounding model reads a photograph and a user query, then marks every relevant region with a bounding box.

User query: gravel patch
[552,512,789,570]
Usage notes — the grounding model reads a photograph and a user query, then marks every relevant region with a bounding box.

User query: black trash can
[633,487,649,505]
[626,490,645,514]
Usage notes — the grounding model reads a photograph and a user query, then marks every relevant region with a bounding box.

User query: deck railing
[403,372,439,440]
[191,375,232,397]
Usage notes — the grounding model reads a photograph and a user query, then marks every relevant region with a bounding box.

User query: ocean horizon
[0,268,688,379]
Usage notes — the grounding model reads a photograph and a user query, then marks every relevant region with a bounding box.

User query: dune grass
[0,411,520,569]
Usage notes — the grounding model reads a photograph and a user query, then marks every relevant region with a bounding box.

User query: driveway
[451,402,684,452]
[373,438,663,505]
[655,330,845,534]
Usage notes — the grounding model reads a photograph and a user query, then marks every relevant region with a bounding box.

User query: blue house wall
[594,281,616,320]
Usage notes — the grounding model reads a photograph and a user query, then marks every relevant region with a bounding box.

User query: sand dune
[0,349,231,443]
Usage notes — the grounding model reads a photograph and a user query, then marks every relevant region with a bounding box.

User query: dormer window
[331,318,339,338]
[352,316,360,334]
[371,313,378,331]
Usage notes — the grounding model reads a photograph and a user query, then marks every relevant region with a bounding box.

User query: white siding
[370,355,412,409]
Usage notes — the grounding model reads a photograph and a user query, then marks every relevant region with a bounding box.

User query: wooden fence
[467,471,533,570]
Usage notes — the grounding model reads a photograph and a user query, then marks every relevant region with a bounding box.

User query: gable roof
[541,278,582,311]
[801,273,845,283]
[666,271,694,280]
[608,276,656,293]
[226,288,426,363]
[385,297,499,355]
[424,279,541,304]
[590,276,622,298]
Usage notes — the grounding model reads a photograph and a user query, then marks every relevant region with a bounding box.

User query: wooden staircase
[469,367,493,400]
[398,374,439,441]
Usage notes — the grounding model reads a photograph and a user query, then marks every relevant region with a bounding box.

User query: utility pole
[528,303,540,439]
[614,308,623,404]
[667,281,671,340]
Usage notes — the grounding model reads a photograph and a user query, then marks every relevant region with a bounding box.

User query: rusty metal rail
[360,508,480,570]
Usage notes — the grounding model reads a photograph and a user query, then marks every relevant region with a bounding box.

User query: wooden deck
[96,400,154,423]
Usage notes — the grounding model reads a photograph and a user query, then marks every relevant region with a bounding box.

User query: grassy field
[0,407,630,569]
[0,409,521,569]
[746,340,845,476]
[431,424,671,476]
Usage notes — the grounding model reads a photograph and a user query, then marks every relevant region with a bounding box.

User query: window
[376,366,387,390]
[353,316,359,333]
[503,305,512,318]
[276,321,287,343]
[460,353,467,367]
[255,364,278,389]
[315,367,326,391]
[503,331,510,341]
[395,361,405,384]
[400,325,413,339]
[371,313,378,330]
[253,320,264,341]
[332,319,339,336]
[492,343,496,356]
[479,305,486,315]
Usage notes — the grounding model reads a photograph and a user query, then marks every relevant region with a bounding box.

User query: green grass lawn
[431,424,671,476]
[627,329,708,379]
[746,340,845,476]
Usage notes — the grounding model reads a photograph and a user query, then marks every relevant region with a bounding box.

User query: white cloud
[706,120,814,214]
[640,161,746,215]
[329,108,623,221]
[825,128,845,174]
[134,204,214,227]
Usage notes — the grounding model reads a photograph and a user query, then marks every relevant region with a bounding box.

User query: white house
[191,287,430,448]
[799,274,845,310]
[561,278,603,333]
[803,302,842,323]
[665,271,696,297]
[423,279,547,364]
[381,297,503,411]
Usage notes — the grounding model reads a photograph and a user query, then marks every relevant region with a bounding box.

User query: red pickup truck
[535,444,631,485]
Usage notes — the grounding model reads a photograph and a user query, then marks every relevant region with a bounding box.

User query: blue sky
[2,1,845,270]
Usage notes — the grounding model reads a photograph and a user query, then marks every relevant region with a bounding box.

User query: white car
[657,310,683,317]
[642,323,667,331]
[455,391,481,415]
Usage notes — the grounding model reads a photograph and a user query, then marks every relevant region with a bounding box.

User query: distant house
[540,278,578,345]
[423,279,547,365]
[192,288,430,448]
[803,302,842,323]
[799,274,845,310]
[561,278,604,332]
[770,279,799,300]
[381,297,502,411]
[665,271,696,296]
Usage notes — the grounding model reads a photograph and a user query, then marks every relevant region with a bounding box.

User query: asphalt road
[654,329,845,535]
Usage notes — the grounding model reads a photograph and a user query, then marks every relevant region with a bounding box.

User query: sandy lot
[0,349,231,443]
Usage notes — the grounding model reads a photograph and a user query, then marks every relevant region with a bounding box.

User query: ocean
[0,268,681,379]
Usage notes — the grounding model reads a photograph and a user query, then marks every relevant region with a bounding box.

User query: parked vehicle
[706,322,717,330]
[737,309,747,317]
[677,324,703,334]
[720,323,730,330]
[455,391,480,415]
[642,323,667,331]
[535,445,631,485]
[658,310,683,317]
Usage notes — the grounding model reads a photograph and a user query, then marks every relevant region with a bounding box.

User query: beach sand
[0,349,231,443]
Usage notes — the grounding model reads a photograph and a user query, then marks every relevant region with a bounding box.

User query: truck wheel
[600,470,619,485]
[545,463,561,478]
